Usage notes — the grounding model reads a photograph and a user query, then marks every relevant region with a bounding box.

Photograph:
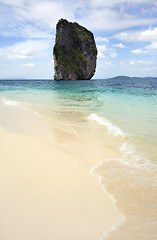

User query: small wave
[88,113,153,169]
[1,98,20,106]
[119,140,151,169]
[88,113,125,138]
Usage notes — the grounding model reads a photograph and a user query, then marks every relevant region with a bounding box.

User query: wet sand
[0,104,123,240]
[94,160,157,240]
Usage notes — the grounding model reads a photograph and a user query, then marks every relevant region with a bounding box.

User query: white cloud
[81,7,157,31]
[110,52,117,58]
[97,45,108,52]
[0,0,157,38]
[0,0,25,7]
[129,60,135,65]
[97,45,117,58]
[23,63,35,67]
[125,59,157,76]
[91,0,157,7]
[7,48,36,60]
[1,26,53,39]
[0,39,52,61]
[0,0,75,38]
[15,1,73,29]
[97,45,108,59]
[104,61,112,65]
[131,41,157,55]
[140,28,157,42]
[129,59,154,66]
[12,39,51,52]
[145,41,157,50]
[113,43,125,48]
[96,37,109,43]
[116,27,157,42]
[2,0,156,9]
[131,48,147,54]
[116,32,128,40]
[98,51,106,59]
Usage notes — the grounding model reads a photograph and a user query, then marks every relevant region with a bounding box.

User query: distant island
[53,19,97,80]
[107,76,157,81]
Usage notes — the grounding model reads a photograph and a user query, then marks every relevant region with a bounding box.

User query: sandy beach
[0,104,123,240]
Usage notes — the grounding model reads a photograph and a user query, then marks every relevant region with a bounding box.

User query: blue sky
[0,0,157,79]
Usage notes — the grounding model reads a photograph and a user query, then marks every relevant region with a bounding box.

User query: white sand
[0,105,123,240]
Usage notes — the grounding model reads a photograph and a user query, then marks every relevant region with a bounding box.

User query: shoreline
[0,103,123,240]
[90,163,125,239]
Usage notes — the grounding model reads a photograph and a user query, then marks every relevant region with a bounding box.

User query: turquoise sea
[0,77,157,239]
[0,77,157,162]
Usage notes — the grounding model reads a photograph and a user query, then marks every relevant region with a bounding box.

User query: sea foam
[88,113,151,168]
[88,113,125,138]
[119,140,151,169]
[1,98,20,106]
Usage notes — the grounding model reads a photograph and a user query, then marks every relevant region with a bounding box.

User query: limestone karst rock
[53,19,97,80]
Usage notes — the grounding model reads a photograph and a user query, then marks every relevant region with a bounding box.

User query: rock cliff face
[53,19,97,80]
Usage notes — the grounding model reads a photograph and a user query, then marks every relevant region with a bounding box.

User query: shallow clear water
[0,78,157,162]
[0,77,157,240]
